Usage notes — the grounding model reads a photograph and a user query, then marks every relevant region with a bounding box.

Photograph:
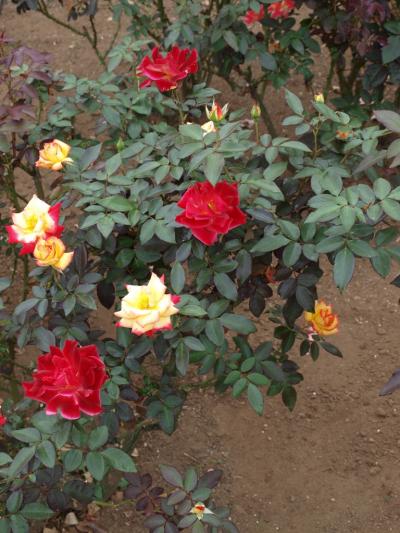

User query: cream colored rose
[201,121,217,136]
[36,139,73,171]
[6,194,62,249]
[115,273,180,335]
[33,237,74,271]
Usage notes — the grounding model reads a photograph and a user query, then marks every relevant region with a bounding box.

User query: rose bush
[1,9,400,533]
[7,0,400,133]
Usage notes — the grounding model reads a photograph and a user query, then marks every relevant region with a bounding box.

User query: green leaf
[214,273,237,301]
[264,161,287,180]
[98,196,133,212]
[373,178,391,200]
[232,377,247,398]
[348,240,377,258]
[0,518,11,533]
[37,441,56,468]
[220,313,256,334]
[382,199,400,221]
[184,466,198,492]
[97,216,114,238]
[223,29,239,51]
[8,447,36,477]
[282,386,297,411]
[79,143,102,170]
[0,452,12,466]
[282,242,301,267]
[247,383,264,415]
[176,341,189,376]
[63,449,83,472]
[14,298,38,316]
[251,235,289,253]
[10,515,28,533]
[11,428,40,443]
[88,426,109,450]
[248,373,270,386]
[204,153,225,185]
[102,448,136,472]
[205,319,225,346]
[20,503,54,520]
[86,451,106,481]
[179,124,204,141]
[183,336,205,351]
[179,304,207,317]
[7,491,23,514]
[160,464,183,487]
[373,109,400,133]
[105,153,122,175]
[333,248,355,290]
[260,51,277,71]
[285,90,304,115]
[170,262,185,294]
[280,140,311,152]
[382,36,400,64]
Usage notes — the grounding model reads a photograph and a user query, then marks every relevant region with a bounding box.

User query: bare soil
[3,5,400,533]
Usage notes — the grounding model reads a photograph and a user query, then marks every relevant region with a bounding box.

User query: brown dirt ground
[3,5,400,533]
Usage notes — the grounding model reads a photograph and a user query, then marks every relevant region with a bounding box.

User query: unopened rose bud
[314,93,324,103]
[116,138,125,152]
[251,104,261,120]
[205,100,228,123]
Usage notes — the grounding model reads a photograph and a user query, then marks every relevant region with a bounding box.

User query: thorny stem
[173,89,185,124]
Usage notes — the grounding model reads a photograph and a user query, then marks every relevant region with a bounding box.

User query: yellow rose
[35,139,73,171]
[33,237,74,271]
[314,93,324,103]
[201,121,217,136]
[114,273,180,335]
[304,300,339,336]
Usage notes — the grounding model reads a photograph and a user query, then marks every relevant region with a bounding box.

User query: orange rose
[36,139,73,171]
[304,300,339,336]
[33,237,74,271]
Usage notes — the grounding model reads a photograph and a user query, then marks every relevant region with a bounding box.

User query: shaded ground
[3,5,400,533]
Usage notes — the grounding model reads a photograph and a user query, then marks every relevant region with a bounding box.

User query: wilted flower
[190,502,213,520]
[305,300,339,336]
[115,273,180,336]
[314,93,324,103]
[265,265,278,284]
[176,180,247,245]
[243,4,265,26]
[36,139,73,171]
[336,129,352,141]
[201,121,217,135]
[251,104,261,120]
[205,100,228,123]
[23,340,108,420]
[136,46,198,92]
[6,195,64,255]
[267,0,295,19]
[33,237,74,271]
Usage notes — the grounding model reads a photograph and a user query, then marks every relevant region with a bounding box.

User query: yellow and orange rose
[305,300,339,336]
[33,237,74,271]
[36,139,73,171]
[115,273,180,336]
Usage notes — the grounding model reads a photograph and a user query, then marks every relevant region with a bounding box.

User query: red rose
[176,180,247,245]
[267,0,295,19]
[136,46,198,92]
[23,340,108,420]
[243,4,265,26]
[0,415,6,426]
